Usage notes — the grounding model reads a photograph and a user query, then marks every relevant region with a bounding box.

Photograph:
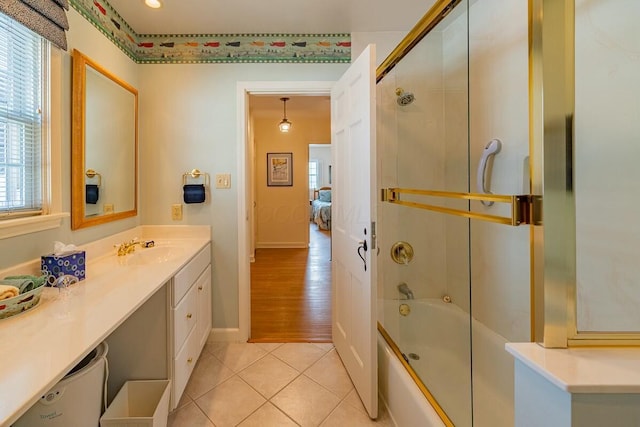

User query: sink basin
[123,245,185,265]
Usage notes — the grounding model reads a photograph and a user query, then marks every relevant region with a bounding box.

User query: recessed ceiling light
[145,0,162,9]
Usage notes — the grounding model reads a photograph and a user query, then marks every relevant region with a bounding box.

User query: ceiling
[108,0,427,35]
[249,96,331,121]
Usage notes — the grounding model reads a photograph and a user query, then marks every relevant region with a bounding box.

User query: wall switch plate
[171,203,183,220]
[104,203,114,214]
[215,173,231,189]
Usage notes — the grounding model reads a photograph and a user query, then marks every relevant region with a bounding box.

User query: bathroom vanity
[0,225,211,426]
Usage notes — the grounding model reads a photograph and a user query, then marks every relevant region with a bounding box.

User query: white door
[331,44,377,418]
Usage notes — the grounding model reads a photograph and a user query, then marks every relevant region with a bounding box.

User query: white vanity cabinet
[169,243,212,409]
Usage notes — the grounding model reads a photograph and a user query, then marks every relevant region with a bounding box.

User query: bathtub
[378,298,514,427]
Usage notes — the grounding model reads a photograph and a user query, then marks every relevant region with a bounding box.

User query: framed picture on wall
[267,152,293,186]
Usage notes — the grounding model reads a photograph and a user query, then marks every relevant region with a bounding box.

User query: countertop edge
[506,342,640,394]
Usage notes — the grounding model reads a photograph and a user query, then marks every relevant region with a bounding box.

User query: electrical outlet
[171,204,182,220]
[215,173,231,189]
[104,203,114,214]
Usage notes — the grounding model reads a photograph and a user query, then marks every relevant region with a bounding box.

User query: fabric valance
[0,0,69,50]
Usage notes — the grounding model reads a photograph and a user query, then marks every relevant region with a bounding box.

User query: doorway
[238,85,333,342]
[250,223,332,341]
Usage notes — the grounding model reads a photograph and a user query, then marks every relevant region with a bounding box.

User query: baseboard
[256,242,307,249]
[209,328,245,342]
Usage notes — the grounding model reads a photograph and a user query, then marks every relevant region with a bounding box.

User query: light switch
[215,173,231,189]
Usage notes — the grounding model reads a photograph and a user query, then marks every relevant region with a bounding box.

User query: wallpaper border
[70,0,351,64]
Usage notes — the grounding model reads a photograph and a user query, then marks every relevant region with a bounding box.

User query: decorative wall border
[70,0,351,63]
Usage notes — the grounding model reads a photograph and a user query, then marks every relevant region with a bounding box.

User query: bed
[310,187,331,230]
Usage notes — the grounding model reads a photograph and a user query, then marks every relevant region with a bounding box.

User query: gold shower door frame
[530,0,640,347]
[376,0,640,424]
[378,0,640,363]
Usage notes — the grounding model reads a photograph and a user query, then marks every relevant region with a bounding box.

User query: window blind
[0,14,44,218]
[0,0,68,50]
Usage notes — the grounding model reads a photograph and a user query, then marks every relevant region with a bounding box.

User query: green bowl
[0,285,45,320]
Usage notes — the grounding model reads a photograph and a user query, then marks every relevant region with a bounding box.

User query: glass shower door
[376,0,531,426]
[377,1,473,425]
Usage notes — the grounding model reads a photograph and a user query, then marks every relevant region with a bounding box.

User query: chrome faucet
[398,282,414,300]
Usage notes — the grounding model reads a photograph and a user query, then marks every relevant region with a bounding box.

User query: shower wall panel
[574,0,640,333]
[467,1,530,426]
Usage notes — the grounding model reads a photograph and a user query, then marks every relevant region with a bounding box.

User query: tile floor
[169,341,395,427]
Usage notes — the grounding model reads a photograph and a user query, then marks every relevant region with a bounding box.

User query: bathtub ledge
[506,342,640,393]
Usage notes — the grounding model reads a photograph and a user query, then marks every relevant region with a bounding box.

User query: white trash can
[14,341,108,427]
[100,379,171,427]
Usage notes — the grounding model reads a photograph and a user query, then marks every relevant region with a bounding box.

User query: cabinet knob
[187,357,193,363]
[198,286,203,291]
[187,313,193,319]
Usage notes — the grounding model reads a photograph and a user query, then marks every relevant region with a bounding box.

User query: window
[0,13,46,219]
[309,160,319,190]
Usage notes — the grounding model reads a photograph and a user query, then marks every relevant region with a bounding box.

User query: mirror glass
[71,50,138,230]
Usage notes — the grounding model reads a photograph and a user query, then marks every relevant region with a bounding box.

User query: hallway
[250,224,332,342]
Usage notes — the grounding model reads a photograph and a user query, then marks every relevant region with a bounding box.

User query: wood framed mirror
[71,49,138,230]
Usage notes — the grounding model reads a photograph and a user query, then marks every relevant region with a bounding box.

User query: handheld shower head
[395,87,415,106]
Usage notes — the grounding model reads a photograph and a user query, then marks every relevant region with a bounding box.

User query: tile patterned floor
[169,341,395,427]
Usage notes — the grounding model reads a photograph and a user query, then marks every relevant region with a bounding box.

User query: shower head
[395,87,415,106]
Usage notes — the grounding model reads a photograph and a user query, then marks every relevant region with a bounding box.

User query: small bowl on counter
[0,286,45,320]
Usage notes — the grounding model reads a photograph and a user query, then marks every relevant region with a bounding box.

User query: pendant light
[279,97,292,133]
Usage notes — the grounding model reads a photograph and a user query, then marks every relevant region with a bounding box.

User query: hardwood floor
[250,223,332,342]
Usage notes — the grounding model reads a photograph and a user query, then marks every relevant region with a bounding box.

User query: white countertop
[0,226,211,426]
[506,342,640,393]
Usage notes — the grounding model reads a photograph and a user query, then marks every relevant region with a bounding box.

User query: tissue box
[41,251,86,285]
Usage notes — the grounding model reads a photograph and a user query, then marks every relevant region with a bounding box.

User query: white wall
[137,62,346,329]
[0,8,140,271]
[352,32,407,67]
[138,31,414,331]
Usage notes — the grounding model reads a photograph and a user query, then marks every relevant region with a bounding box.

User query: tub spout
[398,282,414,300]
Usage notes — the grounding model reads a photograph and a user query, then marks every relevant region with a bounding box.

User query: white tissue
[53,241,79,256]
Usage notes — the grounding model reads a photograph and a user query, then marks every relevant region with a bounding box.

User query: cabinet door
[196,265,212,350]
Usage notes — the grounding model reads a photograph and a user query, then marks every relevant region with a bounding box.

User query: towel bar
[182,169,210,186]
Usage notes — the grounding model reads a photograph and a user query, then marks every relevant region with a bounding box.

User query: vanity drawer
[173,244,211,305]
[173,326,199,403]
[173,283,197,354]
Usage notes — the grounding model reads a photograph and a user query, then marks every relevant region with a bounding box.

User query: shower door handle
[357,240,368,272]
[477,139,502,206]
